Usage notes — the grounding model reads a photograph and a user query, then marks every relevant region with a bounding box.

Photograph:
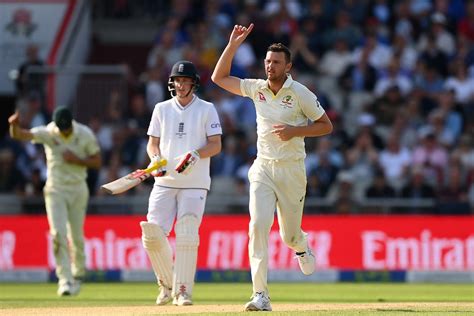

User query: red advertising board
[0,215,473,271]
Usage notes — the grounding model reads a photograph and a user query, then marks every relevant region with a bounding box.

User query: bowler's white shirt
[31,121,100,188]
[148,95,222,190]
[240,75,325,160]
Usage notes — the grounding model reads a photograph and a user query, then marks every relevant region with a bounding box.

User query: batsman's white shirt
[240,74,325,160]
[148,95,222,190]
[31,121,100,188]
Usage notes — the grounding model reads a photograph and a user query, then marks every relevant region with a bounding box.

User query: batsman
[8,106,101,296]
[142,60,222,306]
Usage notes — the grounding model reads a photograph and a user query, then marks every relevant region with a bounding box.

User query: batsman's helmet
[168,60,200,97]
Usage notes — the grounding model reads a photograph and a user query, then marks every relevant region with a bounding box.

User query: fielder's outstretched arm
[8,111,33,142]
[211,23,254,96]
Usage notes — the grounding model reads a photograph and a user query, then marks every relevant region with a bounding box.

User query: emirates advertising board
[0,215,473,272]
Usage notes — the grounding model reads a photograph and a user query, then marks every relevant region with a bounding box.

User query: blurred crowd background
[2,0,474,214]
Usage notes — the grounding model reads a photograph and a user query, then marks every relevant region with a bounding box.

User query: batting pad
[173,215,200,296]
[140,221,173,289]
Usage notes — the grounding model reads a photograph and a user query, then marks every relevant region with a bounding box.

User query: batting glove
[175,150,200,175]
[148,154,167,177]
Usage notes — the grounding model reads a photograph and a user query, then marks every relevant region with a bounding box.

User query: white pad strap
[141,221,173,289]
[173,215,200,297]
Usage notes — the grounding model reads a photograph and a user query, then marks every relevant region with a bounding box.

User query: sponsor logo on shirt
[281,95,294,108]
[258,92,266,102]
[176,122,186,138]
[211,123,221,129]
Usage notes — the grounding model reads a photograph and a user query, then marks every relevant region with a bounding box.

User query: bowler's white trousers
[44,182,88,285]
[248,158,308,295]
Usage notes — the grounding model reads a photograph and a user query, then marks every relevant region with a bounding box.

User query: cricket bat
[101,159,167,195]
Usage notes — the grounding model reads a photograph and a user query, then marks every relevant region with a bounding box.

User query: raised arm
[211,23,254,96]
[8,111,33,142]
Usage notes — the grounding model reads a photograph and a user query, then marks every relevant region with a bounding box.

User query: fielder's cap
[53,106,73,130]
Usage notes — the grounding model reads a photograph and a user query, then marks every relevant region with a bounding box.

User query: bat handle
[143,159,167,173]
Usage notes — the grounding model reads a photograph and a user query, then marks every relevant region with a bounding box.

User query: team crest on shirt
[280,95,294,108]
[176,122,186,138]
[257,92,266,102]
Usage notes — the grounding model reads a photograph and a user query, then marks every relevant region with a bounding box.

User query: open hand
[229,23,254,46]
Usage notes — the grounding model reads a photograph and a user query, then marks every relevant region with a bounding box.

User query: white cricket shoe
[173,292,193,306]
[296,246,316,275]
[156,286,172,305]
[70,279,81,295]
[244,292,272,311]
[57,282,72,296]
[57,280,81,296]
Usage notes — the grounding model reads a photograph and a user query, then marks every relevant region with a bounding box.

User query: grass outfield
[1,283,473,315]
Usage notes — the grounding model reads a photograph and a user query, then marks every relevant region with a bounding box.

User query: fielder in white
[8,106,101,296]
[142,60,222,306]
[212,24,333,311]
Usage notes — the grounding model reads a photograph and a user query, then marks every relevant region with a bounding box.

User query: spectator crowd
[2,0,474,214]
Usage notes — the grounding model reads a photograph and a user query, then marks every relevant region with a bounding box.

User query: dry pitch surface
[2,303,474,315]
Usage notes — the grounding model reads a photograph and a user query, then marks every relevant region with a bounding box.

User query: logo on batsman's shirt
[258,92,266,102]
[176,122,186,138]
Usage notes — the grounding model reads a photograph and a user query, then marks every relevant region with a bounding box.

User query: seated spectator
[401,167,436,199]
[352,113,385,150]
[307,152,339,198]
[418,13,456,57]
[452,134,474,178]
[365,170,396,198]
[370,86,407,138]
[0,148,25,194]
[412,127,449,187]
[391,33,418,74]
[378,134,412,190]
[428,109,457,148]
[339,46,377,93]
[414,65,445,102]
[327,170,361,211]
[24,167,45,197]
[374,57,413,97]
[305,137,344,174]
[443,60,474,105]
[290,31,318,73]
[346,127,379,194]
[351,32,392,72]
[436,163,470,214]
[457,1,474,42]
[323,10,362,50]
[419,33,449,77]
[318,37,353,79]
[388,110,419,150]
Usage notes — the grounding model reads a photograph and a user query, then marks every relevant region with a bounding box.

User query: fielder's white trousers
[44,182,88,285]
[248,158,308,295]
